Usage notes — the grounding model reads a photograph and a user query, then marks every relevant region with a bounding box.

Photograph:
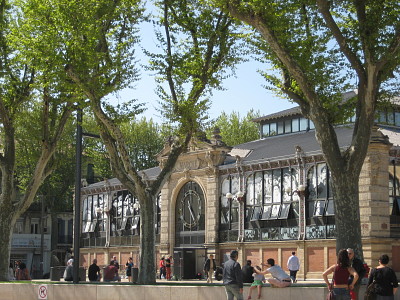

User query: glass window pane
[279,203,291,219]
[395,112,400,126]
[292,118,299,132]
[314,200,325,216]
[292,202,299,219]
[231,176,240,195]
[291,169,300,202]
[270,123,277,136]
[285,120,291,133]
[378,111,386,123]
[92,195,98,216]
[307,201,315,218]
[254,172,263,205]
[282,168,291,202]
[270,204,281,219]
[261,205,272,220]
[231,206,239,223]
[309,120,315,129]
[221,208,229,224]
[277,121,284,134]
[326,200,335,215]
[262,123,270,137]
[245,207,253,222]
[251,206,262,220]
[272,169,281,203]
[388,111,394,125]
[221,178,231,208]
[317,164,328,199]
[307,167,317,200]
[300,118,308,131]
[246,175,255,205]
[264,171,272,203]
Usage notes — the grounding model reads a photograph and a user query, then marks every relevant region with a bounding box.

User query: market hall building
[78,103,400,280]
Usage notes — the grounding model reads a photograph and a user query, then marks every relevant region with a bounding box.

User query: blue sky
[107,14,297,124]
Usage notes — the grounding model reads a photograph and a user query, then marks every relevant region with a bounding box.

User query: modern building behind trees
[78,94,400,279]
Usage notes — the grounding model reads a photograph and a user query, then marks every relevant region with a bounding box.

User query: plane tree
[0,0,76,280]
[217,0,400,256]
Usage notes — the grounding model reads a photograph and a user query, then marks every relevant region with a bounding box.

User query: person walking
[223,250,243,300]
[242,260,254,284]
[204,254,216,283]
[347,248,366,300]
[323,249,359,300]
[287,251,300,283]
[367,254,398,300]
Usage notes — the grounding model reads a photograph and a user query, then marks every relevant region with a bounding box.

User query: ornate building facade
[78,105,400,279]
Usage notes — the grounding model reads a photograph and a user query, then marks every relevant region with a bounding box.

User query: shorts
[251,280,263,286]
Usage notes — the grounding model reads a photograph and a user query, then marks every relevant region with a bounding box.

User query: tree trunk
[137,192,156,284]
[0,199,15,281]
[330,170,363,260]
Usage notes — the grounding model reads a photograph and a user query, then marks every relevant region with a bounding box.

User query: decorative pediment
[156,134,232,172]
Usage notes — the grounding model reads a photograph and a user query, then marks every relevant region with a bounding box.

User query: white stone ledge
[1,283,399,300]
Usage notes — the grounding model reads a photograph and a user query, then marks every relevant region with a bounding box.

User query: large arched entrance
[174,181,206,279]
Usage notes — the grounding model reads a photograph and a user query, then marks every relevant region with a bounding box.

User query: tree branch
[316,0,366,81]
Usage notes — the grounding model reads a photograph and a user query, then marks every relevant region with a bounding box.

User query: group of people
[86,255,134,282]
[222,250,294,300]
[159,256,173,280]
[323,248,398,300]
[8,261,31,281]
[222,248,398,300]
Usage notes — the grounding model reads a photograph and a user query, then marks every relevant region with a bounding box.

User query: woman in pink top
[323,249,359,300]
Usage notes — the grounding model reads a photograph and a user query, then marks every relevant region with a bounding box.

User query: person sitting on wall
[242,260,255,284]
[88,258,102,282]
[256,258,291,288]
[63,259,74,282]
[103,260,121,282]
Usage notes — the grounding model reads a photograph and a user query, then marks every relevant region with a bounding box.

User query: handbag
[326,269,335,300]
[364,268,377,300]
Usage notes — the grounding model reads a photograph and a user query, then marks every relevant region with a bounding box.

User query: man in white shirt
[287,251,300,283]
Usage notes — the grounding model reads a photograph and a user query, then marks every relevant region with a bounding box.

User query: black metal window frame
[305,163,335,239]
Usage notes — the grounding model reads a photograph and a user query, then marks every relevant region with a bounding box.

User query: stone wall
[3,283,398,300]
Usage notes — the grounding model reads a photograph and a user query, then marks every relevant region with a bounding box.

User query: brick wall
[328,247,336,267]
[262,248,278,265]
[307,247,324,272]
[245,249,261,266]
[96,253,105,266]
[80,253,88,268]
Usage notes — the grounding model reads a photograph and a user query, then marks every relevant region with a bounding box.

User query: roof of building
[252,106,301,123]
[222,125,354,167]
[83,123,399,190]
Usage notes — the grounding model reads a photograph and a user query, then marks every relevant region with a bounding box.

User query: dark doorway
[173,249,199,279]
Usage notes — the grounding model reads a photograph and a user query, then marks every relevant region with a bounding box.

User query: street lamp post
[73,107,83,284]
